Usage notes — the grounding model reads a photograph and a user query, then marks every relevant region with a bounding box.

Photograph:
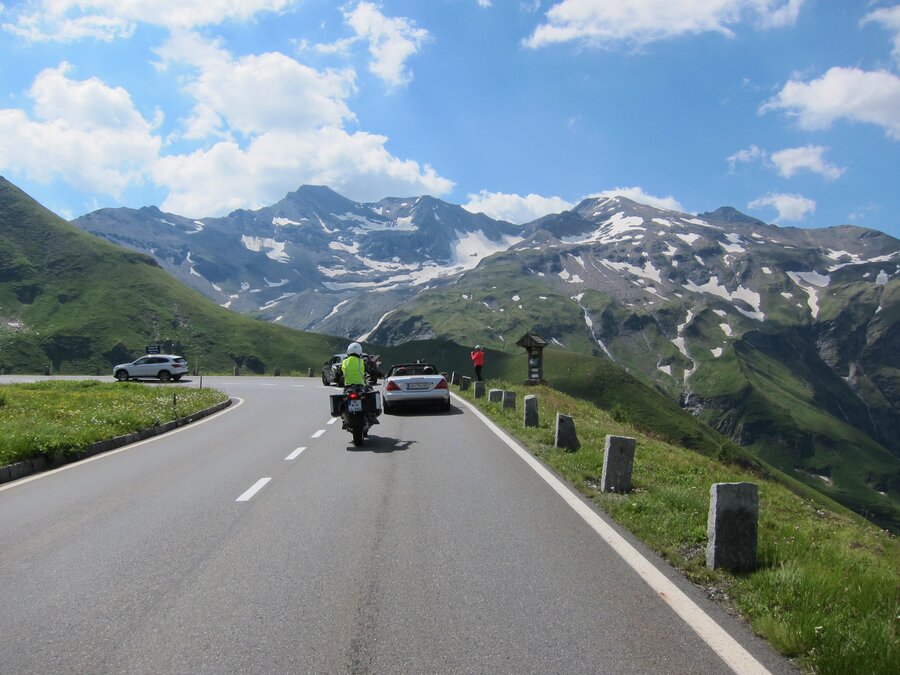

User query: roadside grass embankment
[0,380,229,467]
[463,381,898,675]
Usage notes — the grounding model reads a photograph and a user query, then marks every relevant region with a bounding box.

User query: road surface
[0,376,793,673]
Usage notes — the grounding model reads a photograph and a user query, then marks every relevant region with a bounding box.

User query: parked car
[381,362,450,413]
[322,353,383,386]
[113,355,188,382]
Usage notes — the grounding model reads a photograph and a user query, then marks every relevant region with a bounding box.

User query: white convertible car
[381,362,451,413]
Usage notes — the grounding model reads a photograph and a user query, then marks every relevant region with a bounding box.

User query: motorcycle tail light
[349,391,360,400]
[386,381,400,391]
[435,378,448,390]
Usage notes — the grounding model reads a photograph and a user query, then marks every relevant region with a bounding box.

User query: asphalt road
[0,376,793,674]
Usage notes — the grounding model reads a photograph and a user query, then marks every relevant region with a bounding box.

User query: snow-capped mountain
[74,185,522,337]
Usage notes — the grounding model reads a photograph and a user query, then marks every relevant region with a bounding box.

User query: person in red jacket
[470,344,484,382]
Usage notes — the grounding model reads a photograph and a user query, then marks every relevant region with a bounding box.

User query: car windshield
[391,364,437,377]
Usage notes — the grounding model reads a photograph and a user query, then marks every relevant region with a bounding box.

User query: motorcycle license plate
[348,399,362,412]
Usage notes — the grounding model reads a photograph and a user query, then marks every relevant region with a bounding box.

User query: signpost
[516,332,548,385]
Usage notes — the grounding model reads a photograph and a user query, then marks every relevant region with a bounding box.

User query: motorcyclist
[340,342,379,435]
[340,342,368,386]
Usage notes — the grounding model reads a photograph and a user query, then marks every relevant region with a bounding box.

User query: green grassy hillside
[0,177,347,375]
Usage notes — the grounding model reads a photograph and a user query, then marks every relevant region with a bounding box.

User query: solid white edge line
[311,429,326,438]
[236,477,271,502]
[286,447,306,461]
[451,392,771,675]
[0,397,246,493]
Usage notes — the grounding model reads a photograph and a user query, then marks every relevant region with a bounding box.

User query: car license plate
[348,399,362,412]
[407,383,429,390]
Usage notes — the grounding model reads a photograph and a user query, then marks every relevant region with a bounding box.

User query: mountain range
[73,185,900,530]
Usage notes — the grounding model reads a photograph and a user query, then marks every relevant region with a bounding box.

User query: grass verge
[0,380,229,466]
[463,381,899,675]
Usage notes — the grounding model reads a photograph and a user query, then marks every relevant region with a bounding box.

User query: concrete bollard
[460,376,471,391]
[450,371,461,386]
[555,413,580,451]
[488,388,503,403]
[502,390,516,410]
[707,482,758,572]
[600,435,636,493]
[233,366,240,376]
[523,395,539,427]
[308,367,314,377]
[474,381,486,399]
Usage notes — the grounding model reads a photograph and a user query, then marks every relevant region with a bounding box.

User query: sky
[0,0,898,239]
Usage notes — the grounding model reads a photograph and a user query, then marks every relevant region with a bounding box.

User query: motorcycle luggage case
[329,394,343,417]
[330,391,382,416]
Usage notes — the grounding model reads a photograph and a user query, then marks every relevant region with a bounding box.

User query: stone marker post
[555,413,580,451]
[707,482,758,572]
[474,381,486,399]
[460,376,471,391]
[488,388,503,403]
[450,371,461,386]
[502,390,516,410]
[308,367,314,377]
[523,395,539,427]
[600,435,636,493]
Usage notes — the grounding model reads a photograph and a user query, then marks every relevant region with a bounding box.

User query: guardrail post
[707,482,758,572]
[524,395,539,427]
[473,381,486,398]
[600,435,636,493]
[555,413,579,451]
[451,371,461,386]
[460,376,471,391]
[502,391,516,410]
[488,388,503,403]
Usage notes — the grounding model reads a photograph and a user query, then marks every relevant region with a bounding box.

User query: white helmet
[347,342,363,355]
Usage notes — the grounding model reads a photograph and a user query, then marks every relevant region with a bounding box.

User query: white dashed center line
[236,477,271,502]
[286,447,306,460]
[311,429,326,438]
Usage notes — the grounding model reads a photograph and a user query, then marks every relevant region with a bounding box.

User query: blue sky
[0,1,898,238]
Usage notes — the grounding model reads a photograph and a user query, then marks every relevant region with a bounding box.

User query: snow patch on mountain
[241,235,290,263]
[273,216,307,227]
[600,258,662,284]
[683,276,764,321]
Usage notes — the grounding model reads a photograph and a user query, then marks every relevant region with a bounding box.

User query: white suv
[113,355,188,382]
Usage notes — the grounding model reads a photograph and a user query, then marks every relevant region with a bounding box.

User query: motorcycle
[330,384,382,446]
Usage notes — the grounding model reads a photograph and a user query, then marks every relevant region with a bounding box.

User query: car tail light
[435,378,448,390]
[385,381,400,391]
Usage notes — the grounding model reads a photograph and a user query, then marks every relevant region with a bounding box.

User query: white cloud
[1,30,452,217]
[589,186,683,212]
[2,1,297,41]
[0,63,160,196]
[770,145,844,180]
[477,0,493,7]
[463,190,574,224]
[761,66,900,140]
[727,144,767,171]
[862,5,900,67]
[156,31,357,137]
[343,2,430,88]
[155,127,452,217]
[524,0,805,49]
[748,192,815,222]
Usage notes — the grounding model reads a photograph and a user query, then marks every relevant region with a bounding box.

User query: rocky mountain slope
[75,185,521,340]
[72,186,900,528]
